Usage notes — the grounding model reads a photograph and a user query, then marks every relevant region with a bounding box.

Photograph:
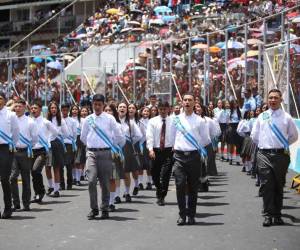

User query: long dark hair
[47,101,61,126]
[229,100,241,120]
[69,104,81,122]
[128,102,139,124]
[105,103,120,123]
[117,102,130,125]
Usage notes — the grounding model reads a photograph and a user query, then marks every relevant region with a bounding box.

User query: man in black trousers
[0,92,19,219]
[146,101,173,206]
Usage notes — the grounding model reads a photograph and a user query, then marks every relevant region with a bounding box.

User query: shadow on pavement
[29,208,52,212]
[209,183,228,186]
[195,213,224,219]
[10,215,36,220]
[133,195,156,199]
[95,216,137,222]
[129,200,153,204]
[283,205,300,210]
[40,200,71,205]
[282,213,300,223]
[193,221,225,226]
[197,202,230,206]
[198,195,225,200]
[116,208,139,213]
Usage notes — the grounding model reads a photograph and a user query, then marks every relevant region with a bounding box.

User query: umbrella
[131,28,145,33]
[226,25,237,32]
[228,58,258,71]
[154,6,172,13]
[106,8,119,15]
[247,39,264,45]
[240,50,259,59]
[221,41,244,49]
[31,45,46,51]
[33,57,43,63]
[159,27,169,36]
[47,61,62,70]
[46,56,54,62]
[120,28,132,33]
[215,41,225,48]
[62,54,75,60]
[292,16,300,23]
[191,37,206,43]
[127,21,141,26]
[192,43,208,50]
[209,46,221,53]
[128,66,147,71]
[149,19,164,26]
[130,9,143,15]
[291,44,300,53]
[286,12,299,19]
[76,33,87,39]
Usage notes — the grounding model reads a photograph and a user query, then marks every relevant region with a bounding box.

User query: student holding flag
[251,89,298,227]
[0,92,19,219]
[171,93,209,226]
[80,94,125,220]
[10,99,38,212]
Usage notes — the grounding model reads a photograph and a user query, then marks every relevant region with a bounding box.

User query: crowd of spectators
[0,0,299,114]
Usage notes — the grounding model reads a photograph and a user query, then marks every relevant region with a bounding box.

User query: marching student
[10,99,38,211]
[70,104,83,185]
[226,100,243,165]
[80,94,125,220]
[146,101,174,206]
[171,93,209,226]
[251,89,298,227]
[0,92,19,219]
[138,106,152,191]
[45,101,69,197]
[61,103,78,190]
[116,102,142,203]
[30,99,58,203]
[104,104,124,212]
[216,100,230,161]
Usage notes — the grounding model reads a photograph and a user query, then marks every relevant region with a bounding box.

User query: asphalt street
[0,159,299,250]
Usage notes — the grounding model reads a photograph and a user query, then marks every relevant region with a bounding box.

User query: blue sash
[139,141,144,155]
[0,128,15,152]
[19,133,33,158]
[67,136,77,152]
[38,135,49,153]
[57,135,67,152]
[173,117,207,158]
[77,127,81,135]
[88,117,124,161]
[268,120,289,152]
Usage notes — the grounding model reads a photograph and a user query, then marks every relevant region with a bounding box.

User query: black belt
[0,144,9,149]
[16,147,27,152]
[153,147,173,152]
[259,148,285,154]
[88,148,110,152]
[33,148,46,154]
[174,150,198,156]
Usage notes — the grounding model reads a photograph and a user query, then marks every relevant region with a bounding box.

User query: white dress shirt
[80,112,125,148]
[204,116,221,141]
[63,116,77,144]
[16,114,38,148]
[217,109,230,124]
[213,107,222,120]
[146,115,174,150]
[229,109,241,123]
[139,118,149,144]
[32,115,59,150]
[171,112,211,151]
[251,109,298,149]
[49,117,69,142]
[0,106,19,145]
[71,117,81,136]
[119,117,142,144]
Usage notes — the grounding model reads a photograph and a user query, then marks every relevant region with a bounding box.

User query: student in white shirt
[251,89,298,227]
[10,99,38,212]
[146,101,174,206]
[137,106,152,191]
[45,101,69,198]
[0,92,19,219]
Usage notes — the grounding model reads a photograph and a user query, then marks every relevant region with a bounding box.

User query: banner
[289,119,300,173]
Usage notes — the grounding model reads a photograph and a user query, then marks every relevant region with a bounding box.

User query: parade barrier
[290,119,300,193]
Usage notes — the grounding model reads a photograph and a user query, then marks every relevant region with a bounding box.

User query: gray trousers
[257,150,290,218]
[10,151,32,207]
[86,150,113,211]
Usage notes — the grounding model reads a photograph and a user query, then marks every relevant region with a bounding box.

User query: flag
[289,119,300,173]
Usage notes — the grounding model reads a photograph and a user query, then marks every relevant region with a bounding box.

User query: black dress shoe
[1,209,13,219]
[146,182,152,190]
[177,216,186,226]
[138,183,144,190]
[47,187,54,196]
[229,160,233,165]
[23,205,30,211]
[80,176,85,181]
[60,184,65,190]
[32,193,45,203]
[157,198,165,206]
[125,194,132,202]
[75,181,81,186]
[100,211,109,219]
[87,209,99,220]
[241,166,246,172]
[263,217,273,227]
[72,178,76,185]
[108,204,116,212]
[273,217,284,225]
[51,191,60,198]
[12,205,21,211]
[236,162,240,166]
[67,185,72,190]
[255,181,260,187]
[114,196,121,204]
[187,216,196,225]
[132,187,139,196]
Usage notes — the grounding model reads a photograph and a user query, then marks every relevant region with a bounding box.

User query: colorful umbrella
[221,41,244,49]
[106,8,119,15]
[247,39,264,45]
[192,43,208,50]
[127,21,141,26]
[240,50,259,59]
[292,16,300,23]
[33,57,43,63]
[47,61,62,70]
[209,46,221,53]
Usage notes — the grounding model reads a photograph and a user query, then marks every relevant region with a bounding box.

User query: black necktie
[160,118,166,150]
